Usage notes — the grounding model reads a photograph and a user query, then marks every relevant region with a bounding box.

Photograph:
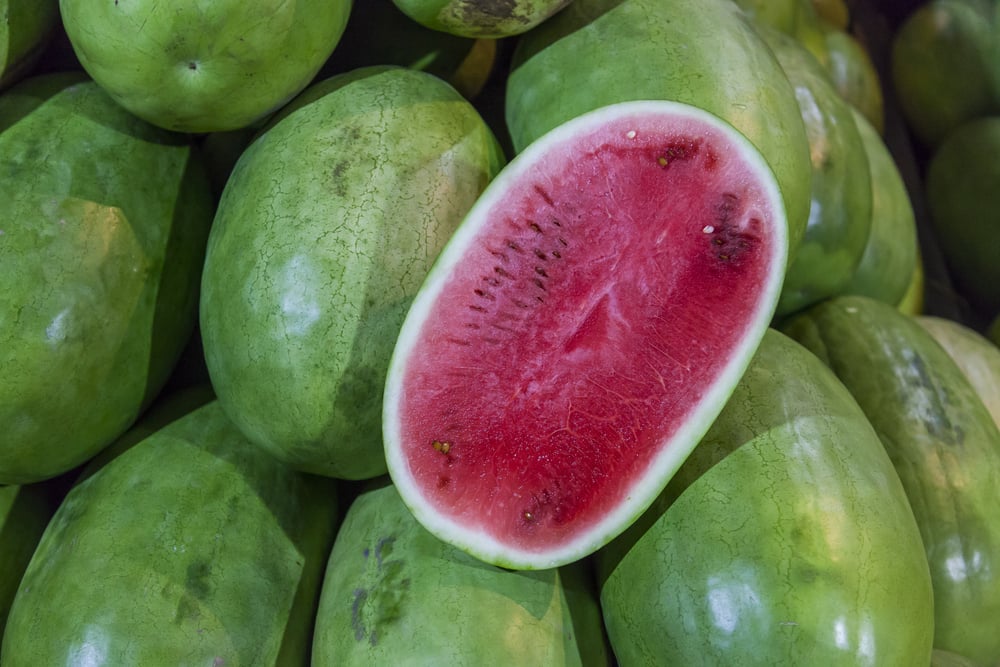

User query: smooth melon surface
[385,101,787,568]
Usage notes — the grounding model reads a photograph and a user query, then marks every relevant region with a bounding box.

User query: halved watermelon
[383,101,788,569]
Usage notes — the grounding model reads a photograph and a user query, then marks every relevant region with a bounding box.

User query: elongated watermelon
[383,100,788,570]
[597,329,934,666]
[1,402,339,665]
[784,295,1000,665]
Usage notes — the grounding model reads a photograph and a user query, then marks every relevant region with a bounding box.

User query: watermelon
[784,295,1000,666]
[891,0,999,148]
[0,76,214,485]
[504,0,813,259]
[842,108,918,309]
[925,116,1000,321]
[312,481,610,665]
[597,329,934,666]
[0,482,61,638]
[917,315,1000,430]
[0,401,339,665]
[391,0,574,38]
[317,0,498,99]
[762,27,872,317]
[822,25,885,136]
[383,100,788,570]
[200,67,505,481]
[0,0,60,90]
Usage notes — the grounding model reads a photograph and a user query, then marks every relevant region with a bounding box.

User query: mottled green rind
[842,109,918,308]
[392,0,574,37]
[764,28,872,316]
[597,329,934,666]
[200,67,505,480]
[926,116,1000,320]
[917,315,1000,432]
[0,0,60,90]
[891,0,999,148]
[783,295,1000,666]
[732,0,799,33]
[312,482,609,666]
[0,483,59,638]
[822,26,885,135]
[505,0,812,259]
[0,401,339,666]
[0,79,214,485]
[58,0,352,133]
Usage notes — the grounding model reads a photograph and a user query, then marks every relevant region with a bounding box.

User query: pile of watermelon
[3,0,1000,664]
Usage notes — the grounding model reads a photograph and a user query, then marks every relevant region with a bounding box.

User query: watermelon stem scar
[384,100,788,570]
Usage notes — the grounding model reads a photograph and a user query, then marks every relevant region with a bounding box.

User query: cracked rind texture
[58,0,352,133]
[597,329,934,666]
[312,482,609,666]
[0,401,339,667]
[0,77,214,485]
[784,295,1000,666]
[392,0,574,38]
[199,66,506,481]
[505,0,812,262]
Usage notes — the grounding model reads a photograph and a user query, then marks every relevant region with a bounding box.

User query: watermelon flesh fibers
[384,101,787,569]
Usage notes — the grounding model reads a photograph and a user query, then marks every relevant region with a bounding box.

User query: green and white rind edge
[383,99,789,570]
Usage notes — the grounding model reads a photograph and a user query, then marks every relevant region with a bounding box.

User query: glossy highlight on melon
[383,100,788,570]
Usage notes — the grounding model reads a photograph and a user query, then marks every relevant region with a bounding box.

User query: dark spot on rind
[351,588,368,641]
[185,561,212,600]
[907,351,967,445]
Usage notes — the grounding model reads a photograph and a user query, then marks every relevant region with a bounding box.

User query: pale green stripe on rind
[383,100,788,570]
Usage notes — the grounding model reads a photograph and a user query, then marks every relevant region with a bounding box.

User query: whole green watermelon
[0,75,214,485]
[785,295,1000,666]
[200,66,505,480]
[0,401,339,666]
[596,329,934,665]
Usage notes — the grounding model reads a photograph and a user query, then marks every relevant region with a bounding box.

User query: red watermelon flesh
[384,101,787,569]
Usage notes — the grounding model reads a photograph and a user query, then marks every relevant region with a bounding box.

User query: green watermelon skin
[200,67,505,481]
[505,0,812,258]
[784,295,1000,666]
[0,483,61,638]
[0,0,60,90]
[0,77,214,485]
[917,315,1000,432]
[0,401,338,666]
[841,109,918,308]
[312,481,609,666]
[597,329,934,666]
[763,27,872,317]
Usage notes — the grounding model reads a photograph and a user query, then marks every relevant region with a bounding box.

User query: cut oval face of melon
[383,100,788,570]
